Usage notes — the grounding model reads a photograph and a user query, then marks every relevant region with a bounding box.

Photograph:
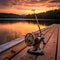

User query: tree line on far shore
[25,9,60,19]
[0,9,60,19]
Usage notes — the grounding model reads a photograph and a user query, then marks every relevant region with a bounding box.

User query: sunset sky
[0,0,60,15]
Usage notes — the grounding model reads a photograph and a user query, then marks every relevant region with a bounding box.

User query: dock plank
[57,25,60,60]
[11,47,36,60]
[0,41,26,60]
[0,36,25,53]
[40,25,56,48]
[37,25,58,60]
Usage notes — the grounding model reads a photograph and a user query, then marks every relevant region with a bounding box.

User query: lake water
[0,21,47,45]
[0,18,60,45]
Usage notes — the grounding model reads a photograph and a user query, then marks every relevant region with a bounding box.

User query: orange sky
[0,0,60,15]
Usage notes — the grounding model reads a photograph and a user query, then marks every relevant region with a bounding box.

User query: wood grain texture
[57,25,60,60]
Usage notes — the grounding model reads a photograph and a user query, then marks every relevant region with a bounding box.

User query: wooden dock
[0,24,60,60]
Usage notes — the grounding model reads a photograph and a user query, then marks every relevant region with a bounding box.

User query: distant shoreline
[0,19,60,24]
[0,18,60,20]
[0,9,60,19]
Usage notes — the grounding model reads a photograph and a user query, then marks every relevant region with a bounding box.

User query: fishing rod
[25,10,45,55]
[32,10,42,35]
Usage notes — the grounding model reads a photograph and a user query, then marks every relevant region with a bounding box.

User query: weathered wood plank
[57,25,60,60]
[11,47,36,60]
[11,25,56,60]
[40,25,56,48]
[0,41,26,60]
[37,25,58,60]
[0,36,25,53]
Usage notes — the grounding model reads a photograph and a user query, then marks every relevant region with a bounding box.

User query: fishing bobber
[25,33,46,55]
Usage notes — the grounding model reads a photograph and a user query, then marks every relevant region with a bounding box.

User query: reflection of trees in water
[0,19,60,26]
[25,19,60,26]
[0,20,25,24]
[0,29,22,45]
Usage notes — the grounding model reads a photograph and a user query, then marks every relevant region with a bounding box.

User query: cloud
[58,5,60,7]
[0,0,59,8]
[0,0,60,10]
[50,0,60,3]
[0,0,9,6]
[0,0,48,6]
[46,4,60,8]
[0,0,49,9]
[30,0,48,3]
[0,0,19,7]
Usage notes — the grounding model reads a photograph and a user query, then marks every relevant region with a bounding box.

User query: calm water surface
[0,21,47,45]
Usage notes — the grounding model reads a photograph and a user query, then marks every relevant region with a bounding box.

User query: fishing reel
[25,33,35,46]
[25,33,45,55]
